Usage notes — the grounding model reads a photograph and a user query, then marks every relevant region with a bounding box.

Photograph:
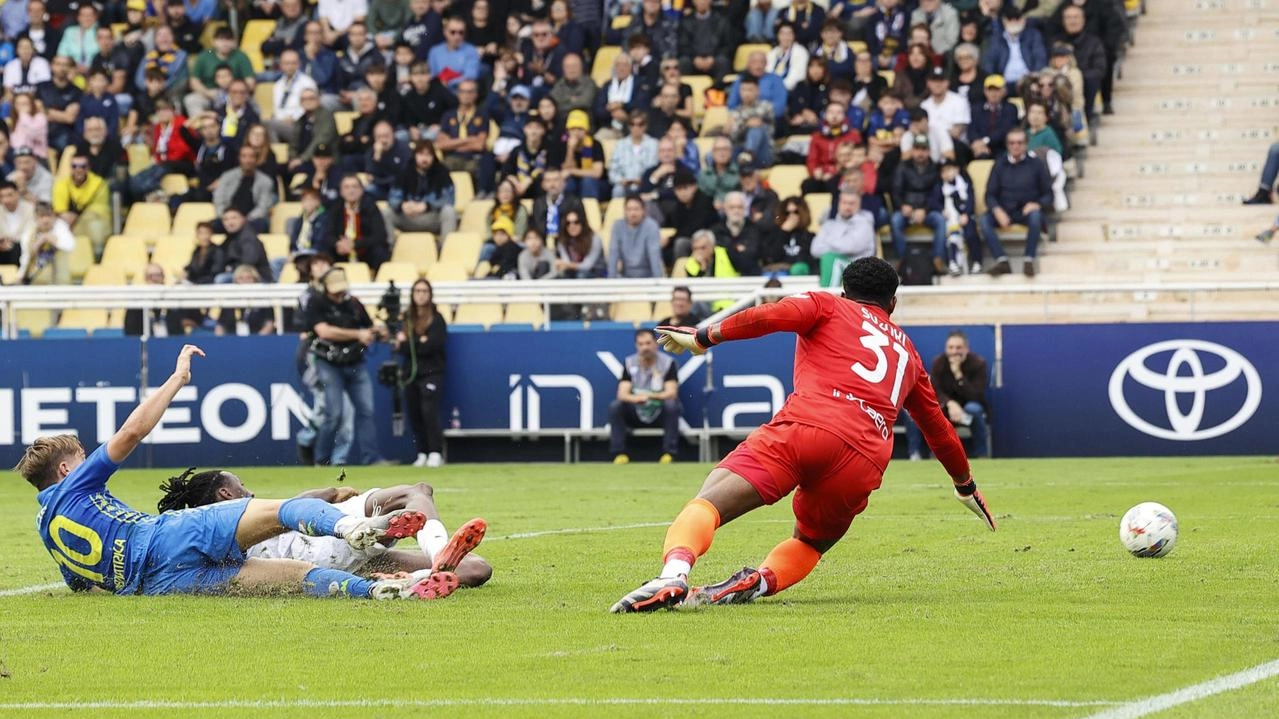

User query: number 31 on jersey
[851,320,909,405]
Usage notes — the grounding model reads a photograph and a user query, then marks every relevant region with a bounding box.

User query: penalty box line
[1078,658,1279,719]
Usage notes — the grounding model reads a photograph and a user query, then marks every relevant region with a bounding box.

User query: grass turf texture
[1,458,1277,719]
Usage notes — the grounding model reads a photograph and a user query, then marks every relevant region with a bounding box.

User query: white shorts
[247,489,387,573]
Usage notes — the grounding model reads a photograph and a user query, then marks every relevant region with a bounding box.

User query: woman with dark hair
[548,0,586,56]
[850,51,888,112]
[761,195,816,274]
[467,0,505,63]
[891,43,934,109]
[786,56,829,136]
[397,278,448,468]
[554,208,605,279]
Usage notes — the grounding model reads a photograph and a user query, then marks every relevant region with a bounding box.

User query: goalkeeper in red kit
[611,257,996,613]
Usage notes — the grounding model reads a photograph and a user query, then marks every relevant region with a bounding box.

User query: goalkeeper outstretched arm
[656,295,823,355]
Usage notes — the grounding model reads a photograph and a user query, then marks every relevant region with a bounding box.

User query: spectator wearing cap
[665,168,718,267]
[967,74,1019,160]
[1049,4,1107,122]
[427,16,480,91]
[436,79,494,194]
[389,138,458,236]
[550,53,598,117]
[294,143,342,203]
[609,111,658,199]
[594,53,649,140]
[400,60,458,144]
[804,100,863,194]
[561,109,605,200]
[481,217,522,279]
[911,0,959,55]
[890,134,946,271]
[981,127,1053,278]
[495,84,534,158]
[727,77,776,168]
[920,65,970,158]
[811,191,876,282]
[608,195,664,278]
[982,6,1046,87]
[728,51,788,122]
[186,26,256,118]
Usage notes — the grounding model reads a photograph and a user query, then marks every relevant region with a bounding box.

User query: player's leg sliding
[276,498,428,550]
[369,568,460,600]
[431,517,488,573]
[689,538,823,606]
[610,498,721,613]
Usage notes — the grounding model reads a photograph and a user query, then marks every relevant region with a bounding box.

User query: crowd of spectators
[0,0,1130,303]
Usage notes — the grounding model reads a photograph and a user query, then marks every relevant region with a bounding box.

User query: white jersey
[247,489,386,572]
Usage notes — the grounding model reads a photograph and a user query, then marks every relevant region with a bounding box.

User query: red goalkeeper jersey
[717,291,970,479]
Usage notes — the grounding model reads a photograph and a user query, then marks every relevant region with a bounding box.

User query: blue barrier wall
[0,321,1268,466]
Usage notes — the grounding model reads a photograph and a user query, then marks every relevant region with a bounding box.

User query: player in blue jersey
[17,344,457,600]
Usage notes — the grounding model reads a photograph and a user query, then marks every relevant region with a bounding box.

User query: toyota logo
[1108,340,1262,441]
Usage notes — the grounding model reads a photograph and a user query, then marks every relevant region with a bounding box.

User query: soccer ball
[1119,502,1178,558]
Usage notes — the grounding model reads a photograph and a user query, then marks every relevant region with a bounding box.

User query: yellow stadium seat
[375,261,420,284]
[151,236,194,276]
[101,235,149,270]
[391,233,439,274]
[0,265,18,285]
[878,70,895,88]
[335,262,372,284]
[459,199,495,232]
[804,193,831,232]
[653,300,674,322]
[451,172,475,209]
[582,198,602,233]
[271,142,289,164]
[83,264,127,286]
[700,106,729,137]
[278,263,300,284]
[255,82,276,121]
[686,75,713,118]
[591,45,622,86]
[123,203,172,238]
[270,202,302,235]
[968,160,994,215]
[439,231,483,267]
[128,144,151,175]
[58,308,110,331]
[599,137,616,166]
[847,41,868,55]
[199,20,226,50]
[173,202,217,238]
[259,233,290,260]
[767,165,809,199]
[426,262,468,282]
[471,260,492,279]
[16,309,55,338]
[733,44,771,71]
[503,303,545,328]
[241,19,276,72]
[161,174,192,195]
[334,111,357,136]
[452,303,503,328]
[70,235,94,281]
[612,301,653,323]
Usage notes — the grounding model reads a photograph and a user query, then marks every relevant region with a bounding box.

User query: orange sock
[759,538,822,595]
[660,498,721,569]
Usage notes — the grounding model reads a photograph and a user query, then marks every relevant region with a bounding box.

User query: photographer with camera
[393,278,449,468]
[303,267,390,466]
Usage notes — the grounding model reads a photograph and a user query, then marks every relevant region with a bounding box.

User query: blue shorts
[138,497,252,596]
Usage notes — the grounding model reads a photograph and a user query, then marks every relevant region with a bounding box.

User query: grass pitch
[1,457,1277,718]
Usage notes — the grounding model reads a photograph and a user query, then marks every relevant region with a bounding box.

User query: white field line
[0,582,64,597]
[0,697,1122,711]
[1078,658,1279,719]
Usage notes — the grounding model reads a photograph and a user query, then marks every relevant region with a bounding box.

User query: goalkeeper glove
[953,476,996,532]
[654,325,714,355]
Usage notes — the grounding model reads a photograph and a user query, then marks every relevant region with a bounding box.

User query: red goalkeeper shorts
[718,421,884,542]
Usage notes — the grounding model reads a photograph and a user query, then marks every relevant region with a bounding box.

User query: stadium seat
[686,75,713,118]
[241,19,276,73]
[83,264,127,286]
[611,301,653,324]
[391,233,439,274]
[199,20,226,50]
[259,233,290,261]
[0,264,18,284]
[43,327,90,339]
[451,172,475,209]
[471,260,492,279]
[591,45,622,86]
[278,262,300,284]
[151,236,194,277]
[92,327,125,338]
[452,303,503,328]
[693,137,715,165]
[270,202,302,235]
[335,262,372,284]
[700,106,729,137]
[127,144,151,175]
[599,137,616,166]
[334,111,357,136]
[57,309,110,331]
[15,309,54,338]
[255,82,275,121]
[161,174,192,195]
[847,40,868,55]
[600,198,625,249]
[582,198,602,232]
[123,203,173,239]
[270,142,289,164]
[172,202,217,238]
[459,200,495,232]
[101,235,149,271]
[653,301,673,322]
[503,302,545,328]
[374,261,420,284]
[733,44,771,71]
[70,235,94,280]
[426,261,468,282]
[805,193,831,231]
[878,70,895,88]
[767,166,809,199]
[968,160,994,215]
[439,231,483,268]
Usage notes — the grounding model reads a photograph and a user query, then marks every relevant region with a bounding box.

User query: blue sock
[278,497,347,537]
[302,567,374,598]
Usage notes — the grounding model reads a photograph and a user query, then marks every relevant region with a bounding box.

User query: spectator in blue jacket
[728,51,788,121]
[427,16,481,91]
[981,128,1053,278]
[966,74,1019,160]
[300,22,341,103]
[980,6,1046,87]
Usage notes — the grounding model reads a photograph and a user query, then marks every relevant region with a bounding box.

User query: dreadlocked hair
[157,468,228,513]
